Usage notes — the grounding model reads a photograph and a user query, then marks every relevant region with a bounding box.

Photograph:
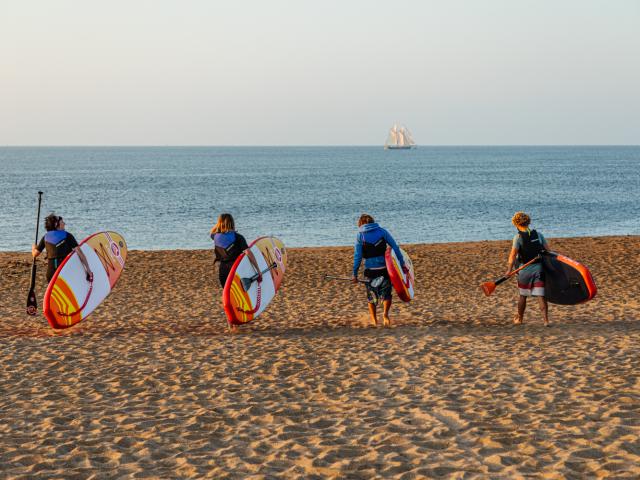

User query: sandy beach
[1,236,639,478]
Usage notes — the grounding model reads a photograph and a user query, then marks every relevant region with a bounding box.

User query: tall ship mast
[384,124,416,150]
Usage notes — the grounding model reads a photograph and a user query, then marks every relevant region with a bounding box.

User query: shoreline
[2,234,638,255]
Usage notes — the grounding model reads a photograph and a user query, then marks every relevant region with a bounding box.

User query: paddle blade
[241,277,254,291]
[26,288,37,315]
[480,281,496,297]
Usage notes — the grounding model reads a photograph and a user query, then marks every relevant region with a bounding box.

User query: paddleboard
[222,236,287,325]
[541,251,597,305]
[385,247,415,302]
[43,231,127,329]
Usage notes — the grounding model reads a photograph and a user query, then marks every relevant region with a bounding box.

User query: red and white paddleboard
[222,236,287,325]
[385,247,415,302]
[43,231,127,329]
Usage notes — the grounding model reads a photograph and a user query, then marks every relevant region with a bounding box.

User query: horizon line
[1,144,639,148]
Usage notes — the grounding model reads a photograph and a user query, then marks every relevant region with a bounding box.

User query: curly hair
[511,211,531,228]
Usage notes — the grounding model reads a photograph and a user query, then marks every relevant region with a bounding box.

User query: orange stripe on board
[230,276,253,323]
[51,278,82,327]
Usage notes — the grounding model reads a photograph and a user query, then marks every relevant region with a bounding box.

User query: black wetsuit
[36,230,78,282]
[211,231,249,287]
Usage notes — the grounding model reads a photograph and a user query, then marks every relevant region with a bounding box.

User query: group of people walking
[33,210,552,328]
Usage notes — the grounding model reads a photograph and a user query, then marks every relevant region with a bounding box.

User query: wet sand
[1,236,639,478]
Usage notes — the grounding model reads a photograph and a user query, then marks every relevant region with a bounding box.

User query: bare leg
[382,299,392,327]
[514,295,526,324]
[537,296,550,326]
[368,303,377,326]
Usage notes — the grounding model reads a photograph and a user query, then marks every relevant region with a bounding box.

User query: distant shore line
[3,233,637,255]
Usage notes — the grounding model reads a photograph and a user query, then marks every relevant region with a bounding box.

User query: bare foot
[513,314,523,325]
[228,324,239,334]
[383,317,391,327]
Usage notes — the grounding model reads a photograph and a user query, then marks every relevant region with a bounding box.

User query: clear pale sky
[1,0,638,145]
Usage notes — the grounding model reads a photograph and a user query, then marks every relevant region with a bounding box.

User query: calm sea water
[1,146,638,251]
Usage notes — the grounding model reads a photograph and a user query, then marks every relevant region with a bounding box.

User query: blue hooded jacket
[353,223,404,276]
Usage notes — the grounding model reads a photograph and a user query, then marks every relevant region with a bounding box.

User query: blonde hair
[211,213,235,234]
[358,214,375,227]
[511,211,531,228]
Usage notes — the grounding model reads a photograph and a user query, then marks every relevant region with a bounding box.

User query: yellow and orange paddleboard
[43,231,127,329]
[222,236,286,325]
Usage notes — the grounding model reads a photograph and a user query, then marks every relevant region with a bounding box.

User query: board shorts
[517,268,545,297]
[364,268,392,304]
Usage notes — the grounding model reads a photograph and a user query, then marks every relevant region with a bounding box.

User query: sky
[1,0,638,145]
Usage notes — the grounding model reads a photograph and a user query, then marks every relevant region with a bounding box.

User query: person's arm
[384,230,405,268]
[540,232,550,251]
[352,238,363,281]
[32,237,45,258]
[506,235,519,275]
[237,234,249,252]
[66,233,78,250]
[74,246,93,281]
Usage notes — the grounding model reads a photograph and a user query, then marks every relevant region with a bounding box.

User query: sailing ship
[384,124,415,149]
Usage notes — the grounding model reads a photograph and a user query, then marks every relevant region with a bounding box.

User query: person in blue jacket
[352,214,408,327]
[32,214,80,283]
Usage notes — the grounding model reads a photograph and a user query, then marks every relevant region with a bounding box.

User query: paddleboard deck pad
[385,247,415,302]
[541,251,597,305]
[222,236,287,325]
[43,232,127,329]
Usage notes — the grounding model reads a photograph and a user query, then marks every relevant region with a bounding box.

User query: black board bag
[541,251,597,305]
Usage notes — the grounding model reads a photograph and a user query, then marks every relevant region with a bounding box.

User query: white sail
[385,125,399,147]
[402,126,416,145]
[384,123,415,149]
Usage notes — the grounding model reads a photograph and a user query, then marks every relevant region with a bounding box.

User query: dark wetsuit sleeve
[67,234,79,250]
[237,234,249,252]
[36,237,45,252]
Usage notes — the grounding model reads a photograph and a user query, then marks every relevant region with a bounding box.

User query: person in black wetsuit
[210,213,249,331]
[31,214,80,283]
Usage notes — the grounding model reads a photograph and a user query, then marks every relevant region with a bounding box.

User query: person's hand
[505,268,512,276]
[351,276,358,284]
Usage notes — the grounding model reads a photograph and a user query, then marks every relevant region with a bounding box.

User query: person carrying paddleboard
[32,214,90,283]
[507,212,551,326]
[210,213,249,331]
[352,214,408,327]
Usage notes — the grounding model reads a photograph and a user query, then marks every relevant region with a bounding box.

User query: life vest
[517,229,544,263]
[214,233,242,263]
[361,233,387,259]
[44,231,74,262]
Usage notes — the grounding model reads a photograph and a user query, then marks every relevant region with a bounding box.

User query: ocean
[1,146,638,251]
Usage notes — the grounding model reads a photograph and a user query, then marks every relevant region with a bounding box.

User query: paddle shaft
[241,262,277,291]
[26,191,43,314]
[494,255,541,286]
[324,275,369,284]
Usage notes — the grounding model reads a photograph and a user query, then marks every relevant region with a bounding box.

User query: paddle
[324,275,370,284]
[480,255,541,296]
[241,262,277,291]
[26,191,44,315]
